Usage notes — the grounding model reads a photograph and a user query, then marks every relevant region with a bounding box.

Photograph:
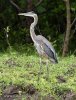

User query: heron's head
[18,11,37,18]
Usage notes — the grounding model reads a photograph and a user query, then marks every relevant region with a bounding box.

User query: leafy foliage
[0,45,76,99]
[0,0,76,54]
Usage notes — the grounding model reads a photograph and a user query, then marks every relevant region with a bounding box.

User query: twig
[70,25,76,39]
[35,0,43,7]
[9,0,24,12]
[71,17,76,28]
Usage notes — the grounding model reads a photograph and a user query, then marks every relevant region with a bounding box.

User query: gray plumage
[35,35,58,63]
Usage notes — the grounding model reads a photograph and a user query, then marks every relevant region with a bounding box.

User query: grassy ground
[0,45,76,100]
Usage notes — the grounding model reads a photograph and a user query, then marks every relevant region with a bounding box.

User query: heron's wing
[41,41,58,63]
[37,35,58,63]
[41,42,54,58]
[37,35,55,54]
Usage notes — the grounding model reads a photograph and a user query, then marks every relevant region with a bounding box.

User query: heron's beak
[18,13,26,16]
[18,13,33,17]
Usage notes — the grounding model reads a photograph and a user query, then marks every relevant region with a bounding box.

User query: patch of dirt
[25,84,37,95]
[0,84,55,100]
[2,85,22,95]
[56,75,66,83]
[42,94,55,100]
[0,84,37,100]
[0,85,23,100]
[5,58,21,67]
[0,94,22,100]
[62,91,76,100]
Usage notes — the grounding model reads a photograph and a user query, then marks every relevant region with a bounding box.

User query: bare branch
[70,25,76,39]
[35,0,43,7]
[9,0,23,12]
[71,17,76,28]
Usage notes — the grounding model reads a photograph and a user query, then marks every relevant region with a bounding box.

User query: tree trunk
[62,0,71,56]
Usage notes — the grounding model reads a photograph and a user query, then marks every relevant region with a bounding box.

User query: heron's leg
[38,57,42,81]
[46,60,49,80]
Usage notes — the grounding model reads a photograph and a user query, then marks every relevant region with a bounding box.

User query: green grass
[0,45,76,100]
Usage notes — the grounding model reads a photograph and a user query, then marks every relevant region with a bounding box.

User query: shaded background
[0,0,76,55]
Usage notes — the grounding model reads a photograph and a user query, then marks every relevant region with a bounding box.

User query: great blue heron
[18,11,58,80]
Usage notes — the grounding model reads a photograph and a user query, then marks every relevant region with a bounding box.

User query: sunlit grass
[0,45,76,99]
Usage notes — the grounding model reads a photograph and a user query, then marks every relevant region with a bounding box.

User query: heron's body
[18,11,58,80]
[34,35,58,63]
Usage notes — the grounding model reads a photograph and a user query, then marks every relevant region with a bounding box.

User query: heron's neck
[30,16,38,42]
